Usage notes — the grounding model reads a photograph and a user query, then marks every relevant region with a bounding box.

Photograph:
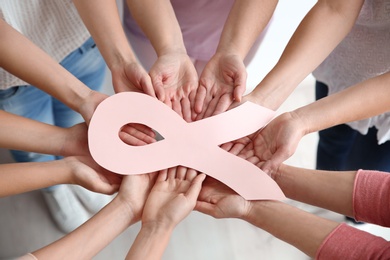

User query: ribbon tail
[192,148,286,201]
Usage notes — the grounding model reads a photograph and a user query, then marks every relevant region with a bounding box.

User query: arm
[0,19,106,123]
[126,167,205,260]
[196,175,338,258]
[72,0,155,96]
[0,156,121,198]
[31,172,157,259]
[126,0,198,122]
[246,71,390,175]
[0,110,90,156]
[195,0,278,119]
[248,0,364,110]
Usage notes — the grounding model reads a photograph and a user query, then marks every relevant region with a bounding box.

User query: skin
[126,0,198,122]
[196,164,356,258]
[0,18,105,124]
[28,167,204,259]
[126,168,206,260]
[72,0,156,97]
[238,71,390,176]
[194,0,278,120]
[243,0,365,110]
[126,0,278,122]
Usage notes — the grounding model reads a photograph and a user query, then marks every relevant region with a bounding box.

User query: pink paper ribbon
[88,92,285,200]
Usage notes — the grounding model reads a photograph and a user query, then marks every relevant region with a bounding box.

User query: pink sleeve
[316,169,390,259]
[316,223,390,259]
[353,169,390,226]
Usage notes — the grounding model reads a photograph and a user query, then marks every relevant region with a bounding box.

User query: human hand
[194,53,247,120]
[237,112,306,177]
[119,123,157,146]
[149,52,198,122]
[195,176,250,219]
[141,167,205,229]
[114,172,159,222]
[111,59,155,97]
[65,156,123,195]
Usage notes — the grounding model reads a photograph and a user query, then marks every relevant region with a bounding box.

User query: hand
[149,52,198,122]
[110,171,157,221]
[119,123,157,146]
[194,53,247,120]
[195,176,250,219]
[111,59,155,97]
[65,156,123,195]
[237,112,306,177]
[141,167,205,229]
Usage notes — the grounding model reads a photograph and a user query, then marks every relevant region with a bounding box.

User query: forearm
[0,160,71,197]
[251,0,364,110]
[126,223,173,260]
[275,164,355,216]
[0,19,91,113]
[72,0,138,70]
[216,0,277,59]
[33,196,137,259]
[293,71,390,135]
[244,200,339,258]
[0,111,67,155]
[126,0,185,55]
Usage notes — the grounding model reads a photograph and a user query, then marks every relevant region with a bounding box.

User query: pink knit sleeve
[316,223,390,259]
[353,169,390,226]
[316,170,390,259]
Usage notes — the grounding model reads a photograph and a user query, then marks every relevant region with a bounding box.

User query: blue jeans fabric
[315,81,390,172]
[0,37,106,163]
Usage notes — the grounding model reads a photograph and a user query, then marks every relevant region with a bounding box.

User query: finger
[158,169,168,182]
[180,96,192,122]
[188,90,199,121]
[202,95,220,119]
[141,76,157,98]
[119,129,156,146]
[119,132,147,146]
[196,91,214,120]
[176,166,187,180]
[211,94,233,116]
[195,201,218,217]
[171,97,183,118]
[228,142,247,156]
[151,77,166,101]
[164,96,173,110]
[184,168,198,181]
[167,167,177,180]
[185,173,206,201]
[247,155,261,165]
[121,124,156,141]
[220,142,233,152]
[233,73,247,102]
[194,85,207,114]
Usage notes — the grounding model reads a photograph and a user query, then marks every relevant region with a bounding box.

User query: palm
[196,54,247,119]
[251,113,304,174]
[196,177,248,219]
[112,61,155,97]
[142,176,195,225]
[150,53,198,102]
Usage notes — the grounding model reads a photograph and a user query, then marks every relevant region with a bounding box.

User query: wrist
[141,220,175,237]
[114,193,144,224]
[290,109,314,136]
[111,195,140,226]
[156,45,187,57]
